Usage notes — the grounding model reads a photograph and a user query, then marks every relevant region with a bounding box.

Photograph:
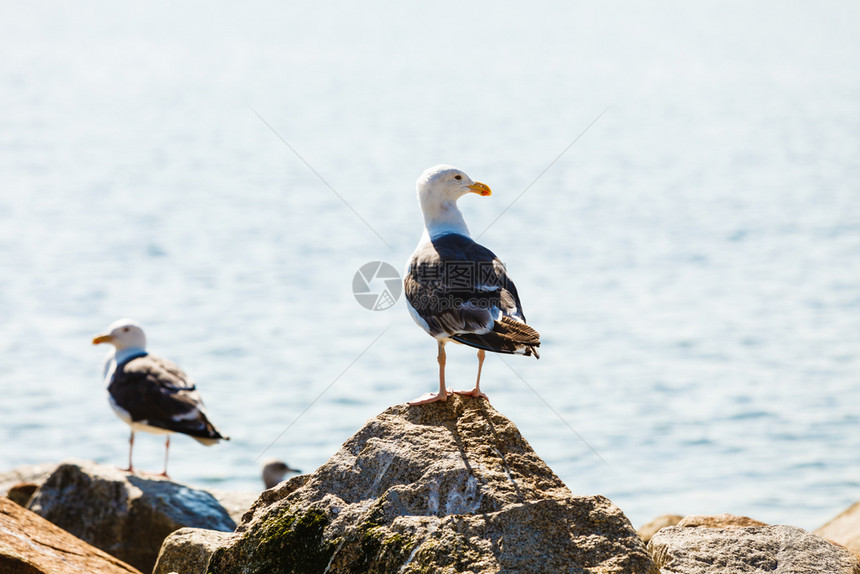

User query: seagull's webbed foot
[453,388,489,400]
[408,389,452,406]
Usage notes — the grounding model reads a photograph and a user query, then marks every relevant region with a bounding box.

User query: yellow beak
[92,334,113,345]
[467,181,492,197]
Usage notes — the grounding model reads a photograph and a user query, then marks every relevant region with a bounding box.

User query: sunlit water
[2,2,859,531]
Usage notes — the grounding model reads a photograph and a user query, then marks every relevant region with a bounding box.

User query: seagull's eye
[123,327,130,332]
[454,175,462,180]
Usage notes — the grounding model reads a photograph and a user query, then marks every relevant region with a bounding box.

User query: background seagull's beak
[92,334,113,345]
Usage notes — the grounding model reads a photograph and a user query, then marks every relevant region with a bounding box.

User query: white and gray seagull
[93,318,229,476]
[405,165,540,406]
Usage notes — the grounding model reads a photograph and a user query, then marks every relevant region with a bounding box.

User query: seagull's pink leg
[455,349,489,400]
[120,431,136,473]
[158,436,171,477]
[408,340,452,405]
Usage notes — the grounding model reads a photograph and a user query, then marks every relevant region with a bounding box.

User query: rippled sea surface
[2,2,859,530]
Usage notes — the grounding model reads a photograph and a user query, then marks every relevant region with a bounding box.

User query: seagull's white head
[92,318,147,350]
[416,165,491,238]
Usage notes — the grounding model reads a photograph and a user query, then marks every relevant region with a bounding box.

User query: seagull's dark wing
[405,233,540,357]
[109,354,228,442]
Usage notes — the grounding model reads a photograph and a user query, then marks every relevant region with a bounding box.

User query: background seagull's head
[92,318,147,350]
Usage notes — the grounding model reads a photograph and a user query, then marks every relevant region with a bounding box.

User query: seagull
[404,165,540,406]
[92,318,229,476]
[262,459,302,489]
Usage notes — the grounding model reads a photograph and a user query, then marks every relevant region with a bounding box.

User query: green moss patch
[208,506,338,574]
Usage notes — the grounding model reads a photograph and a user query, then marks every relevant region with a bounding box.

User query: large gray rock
[648,524,860,573]
[0,495,142,574]
[817,501,860,557]
[207,395,656,573]
[0,460,257,525]
[27,460,237,573]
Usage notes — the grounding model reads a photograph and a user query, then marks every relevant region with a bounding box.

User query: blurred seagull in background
[93,318,229,476]
[405,165,540,406]
[262,458,302,489]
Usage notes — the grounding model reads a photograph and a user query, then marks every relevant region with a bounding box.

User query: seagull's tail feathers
[164,416,229,445]
[452,316,541,358]
[190,424,229,445]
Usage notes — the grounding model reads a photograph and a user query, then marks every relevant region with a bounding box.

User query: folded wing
[109,355,228,443]
[405,233,540,357]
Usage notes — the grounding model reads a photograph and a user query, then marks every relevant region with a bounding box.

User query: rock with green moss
[205,396,656,573]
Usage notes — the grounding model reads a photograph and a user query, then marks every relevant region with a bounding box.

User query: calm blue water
[2,2,859,531]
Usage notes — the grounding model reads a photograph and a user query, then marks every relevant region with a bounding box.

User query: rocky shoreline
[3,396,860,573]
